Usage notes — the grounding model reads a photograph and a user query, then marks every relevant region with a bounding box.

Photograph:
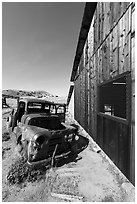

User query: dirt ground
[2,99,135,202]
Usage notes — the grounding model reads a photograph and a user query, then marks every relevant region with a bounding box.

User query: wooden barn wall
[74,68,86,128]
[74,2,133,135]
[130,2,135,185]
[74,2,135,183]
[94,2,131,82]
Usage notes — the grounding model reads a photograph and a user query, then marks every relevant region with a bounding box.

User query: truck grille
[47,135,65,157]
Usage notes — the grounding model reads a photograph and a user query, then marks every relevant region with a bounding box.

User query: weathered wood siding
[130,2,135,185]
[74,2,135,184]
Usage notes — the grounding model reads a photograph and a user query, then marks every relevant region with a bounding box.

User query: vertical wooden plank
[124,34,131,72]
[77,77,80,123]
[74,83,76,119]
[75,78,80,121]
[119,16,125,74]
[85,64,88,131]
[93,10,97,52]
[124,6,131,72]
[102,3,105,40]
[114,2,121,24]
[97,2,101,45]
[102,41,107,81]
[98,46,103,83]
[76,77,78,122]
[131,80,135,123]
[92,56,95,137]
[97,115,104,149]
[94,5,98,51]
[109,31,113,78]
[106,2,111,37]
[74,79,79,122]
[77,78,79,122]
[114,25,119,76]
[95,3,99,48]
[87,62,90,134]
[89,76,92,136]
[103,3,108,40]
[131,2,135,79]
[110,25,118,78]
[110,2,121,27]
[100,2,103,43]
[89,67,92,135]
[110,2,114,28]
[103,118,108,155]
[94,53,97,140]
[115,121,119,167]
[130,124,135,185]
[84,68,86,129]
[88,59,91,135]
[97,49,100,83]
[88,17,94,60]
[131,36,135,80]
[81,70,84,127]
[82,69,85,127]
[106,35,110,80]
[80,73,82,125]
[97,3,101,47]
[120,2,126,17]
[77,78,79,121]
[125,6,131,36]
[83,68,87,130]
[80,71,82,125]
[118,123,129,177]
[108,120,117,164]
[90,55,95,138]
[102,36,110,82]
[131,4,135,33]
[122,12,126,73]
[98,47,101,83]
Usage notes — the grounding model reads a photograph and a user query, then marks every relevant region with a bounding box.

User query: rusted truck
[7,97,78,166]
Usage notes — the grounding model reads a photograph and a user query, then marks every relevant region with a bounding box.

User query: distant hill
[2,89,55,98]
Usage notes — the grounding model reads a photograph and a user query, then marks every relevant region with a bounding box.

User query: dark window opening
[57,106,65,114]
[28,102,42,109]
[99,75,128,119]
[27,102,51,113]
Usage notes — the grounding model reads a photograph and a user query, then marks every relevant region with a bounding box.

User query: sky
[2,2,85,97]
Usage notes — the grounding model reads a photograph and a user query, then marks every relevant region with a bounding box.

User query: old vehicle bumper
[27,150,72,167]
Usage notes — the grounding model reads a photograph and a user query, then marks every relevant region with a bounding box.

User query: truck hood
[19,124,52,141]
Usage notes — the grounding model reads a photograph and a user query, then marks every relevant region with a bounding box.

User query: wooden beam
[70,2,97,82]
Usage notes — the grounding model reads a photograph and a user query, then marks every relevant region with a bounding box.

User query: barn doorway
[97,72,131,180]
